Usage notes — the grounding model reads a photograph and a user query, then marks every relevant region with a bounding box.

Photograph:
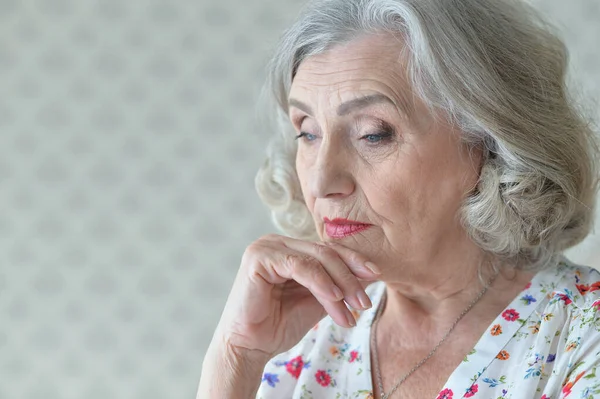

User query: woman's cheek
[295,151,311,181]
[356,141,402,167]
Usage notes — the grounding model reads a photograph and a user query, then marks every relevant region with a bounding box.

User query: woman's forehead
[288,38,414,120]
[289,34,409,101]
[294,36,405,81]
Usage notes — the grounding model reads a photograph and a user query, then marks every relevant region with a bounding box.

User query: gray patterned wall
[0,1,597,398]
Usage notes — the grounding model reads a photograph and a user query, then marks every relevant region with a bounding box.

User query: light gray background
[0,1,598,398]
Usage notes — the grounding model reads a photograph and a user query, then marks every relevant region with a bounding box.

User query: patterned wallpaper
[0,1,597,398]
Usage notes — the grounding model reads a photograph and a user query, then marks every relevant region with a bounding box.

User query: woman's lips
[323,218,371,239]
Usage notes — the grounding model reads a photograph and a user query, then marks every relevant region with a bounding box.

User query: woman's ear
[475,143,486,177]
[465,141,486,196]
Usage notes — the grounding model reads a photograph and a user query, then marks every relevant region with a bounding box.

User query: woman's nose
[308,138,355,199]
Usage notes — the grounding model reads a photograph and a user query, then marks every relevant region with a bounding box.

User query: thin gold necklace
[370,272,499,399]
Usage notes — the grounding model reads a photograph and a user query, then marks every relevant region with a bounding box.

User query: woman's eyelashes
[361,120,396,144]
[294,129,395,146]
[360,130,394,144]
[295,132,317,141]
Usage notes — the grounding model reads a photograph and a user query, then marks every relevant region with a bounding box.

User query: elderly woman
[198,0,599,397]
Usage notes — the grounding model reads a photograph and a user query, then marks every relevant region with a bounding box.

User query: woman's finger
[270,249,357,327]
[244,234,373,328]
[322,241,382,290]
[279,238,378,312]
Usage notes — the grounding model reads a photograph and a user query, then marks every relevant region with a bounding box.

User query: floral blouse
[256,257,600,399]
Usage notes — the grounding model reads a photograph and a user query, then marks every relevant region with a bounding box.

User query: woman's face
[288,34,482,271]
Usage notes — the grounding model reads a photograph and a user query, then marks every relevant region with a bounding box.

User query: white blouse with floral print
[256,257,600,399]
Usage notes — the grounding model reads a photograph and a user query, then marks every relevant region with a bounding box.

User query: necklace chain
[370,271,499,399]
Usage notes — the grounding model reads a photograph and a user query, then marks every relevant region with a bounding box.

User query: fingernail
[346,310,356,327]
[332,285,344,301]
[357,290,372,310]
[364,261,382,275]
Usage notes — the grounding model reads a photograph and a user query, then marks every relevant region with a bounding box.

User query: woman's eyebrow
[336,94,394,115]
[288,94,408,118]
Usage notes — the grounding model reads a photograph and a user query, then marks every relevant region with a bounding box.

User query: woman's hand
[212,233,381,361]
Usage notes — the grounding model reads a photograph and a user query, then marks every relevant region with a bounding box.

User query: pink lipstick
[323,217,371,239]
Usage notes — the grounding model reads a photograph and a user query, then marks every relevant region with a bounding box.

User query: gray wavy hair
[254,0,599,271]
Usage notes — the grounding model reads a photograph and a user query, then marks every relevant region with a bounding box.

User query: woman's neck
[376,260,535,350]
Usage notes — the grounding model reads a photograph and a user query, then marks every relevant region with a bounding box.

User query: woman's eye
[361,132,392,144]
[295,132,317,141]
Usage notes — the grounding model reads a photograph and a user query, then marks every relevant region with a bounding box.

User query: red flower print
[496,350,510,360]
[315,369,332,387]
[576,284,591,295]
[557,293,572,305]
[593,299,600,311]
[349,350,359,363]
[540,395,550,399]
[436,388,453,399]
[502,309,520,321]
[465,384,478,397]
[286,356,304,379]
[562,371,586,397]
[525,282,532,289]
[490,324,502,336]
